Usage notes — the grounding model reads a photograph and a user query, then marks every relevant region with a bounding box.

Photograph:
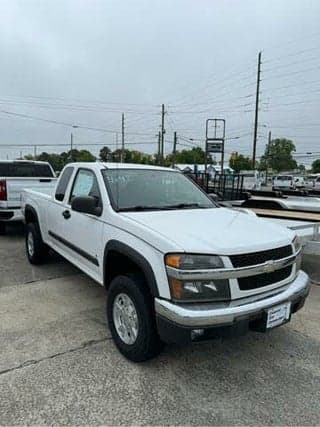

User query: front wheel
[107,274,164,362]
[26,223,49,264]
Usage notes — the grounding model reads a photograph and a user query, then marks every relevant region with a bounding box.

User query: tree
[99,146,112,161]
[36,152,65,171]
[259,138,297,172]
[25,149,96,171]
[312,159,320,173]
[229,154,253,173]
[76,149,96,162]
[166,147,211,164]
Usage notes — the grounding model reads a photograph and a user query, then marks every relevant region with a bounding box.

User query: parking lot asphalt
[1,225,320,426]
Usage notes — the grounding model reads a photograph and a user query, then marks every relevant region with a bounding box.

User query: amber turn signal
[165,254,182,269]
[168,277,183,299]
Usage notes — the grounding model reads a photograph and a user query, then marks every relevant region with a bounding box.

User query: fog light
[191,329,204,340]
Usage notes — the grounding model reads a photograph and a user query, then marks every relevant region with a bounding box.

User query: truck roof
[67,162,177,172]
[0,160,51,165]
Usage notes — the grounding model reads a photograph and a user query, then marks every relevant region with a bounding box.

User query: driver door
[62,168,104,282]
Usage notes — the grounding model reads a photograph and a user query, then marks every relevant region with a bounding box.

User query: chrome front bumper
[155,270,310,328]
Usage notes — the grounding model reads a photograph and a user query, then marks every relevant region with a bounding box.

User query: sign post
[205,119,226,174]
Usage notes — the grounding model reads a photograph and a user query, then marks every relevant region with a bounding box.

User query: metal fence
[184,172,245,201]
[208,174,245,201]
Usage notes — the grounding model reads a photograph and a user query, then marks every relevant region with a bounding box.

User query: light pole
[70,125,79,162]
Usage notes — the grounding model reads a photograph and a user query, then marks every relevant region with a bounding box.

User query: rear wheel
[26,223,48,264]
[107,274,164,362]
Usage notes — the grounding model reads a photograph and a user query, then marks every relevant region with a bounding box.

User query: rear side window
[0,163,54,177]
[55,167,74,201]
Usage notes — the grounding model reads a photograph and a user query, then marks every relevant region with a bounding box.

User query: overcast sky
[0,0,319,165]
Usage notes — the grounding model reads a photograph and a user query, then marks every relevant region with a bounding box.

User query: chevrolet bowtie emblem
[263,260,277,273]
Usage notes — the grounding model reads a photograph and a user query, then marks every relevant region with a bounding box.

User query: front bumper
[155,270,310,344]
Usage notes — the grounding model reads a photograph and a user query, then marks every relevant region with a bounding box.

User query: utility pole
[172,132,177,168]
[265,130,271,184]
[121,113,125,163]
[160,104,165,165]
[252,51,262,170]
[157,131,161,164]
[34,145,37,160]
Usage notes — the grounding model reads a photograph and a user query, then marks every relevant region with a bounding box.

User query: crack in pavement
[23,272,84,286]
[0,337,110,377]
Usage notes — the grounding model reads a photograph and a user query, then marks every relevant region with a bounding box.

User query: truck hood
[122,207,294,254]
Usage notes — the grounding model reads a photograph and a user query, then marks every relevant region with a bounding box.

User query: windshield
[102,169,216,211]
[275,175,292,181]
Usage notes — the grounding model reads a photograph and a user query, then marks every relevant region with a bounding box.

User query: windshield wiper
[118,205,172,212]
[163,203,211,209]
[118,203,212,212]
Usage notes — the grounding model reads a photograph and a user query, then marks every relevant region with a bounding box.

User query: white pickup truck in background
[22,162,310,362]
[0,160,56,234]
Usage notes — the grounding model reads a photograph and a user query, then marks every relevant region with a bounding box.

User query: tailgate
[2,178,57,209]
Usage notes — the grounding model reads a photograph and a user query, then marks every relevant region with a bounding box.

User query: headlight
[165,254,230,302]
[292,236,302,254]
[165,254,224,270]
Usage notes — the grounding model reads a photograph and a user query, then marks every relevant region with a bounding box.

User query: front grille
[238,266,292,291]
[230,245,292,268]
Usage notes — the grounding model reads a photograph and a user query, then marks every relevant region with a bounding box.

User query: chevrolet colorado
[22,162,310,362]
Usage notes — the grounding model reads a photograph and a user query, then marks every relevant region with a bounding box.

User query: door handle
[62,210,71,219]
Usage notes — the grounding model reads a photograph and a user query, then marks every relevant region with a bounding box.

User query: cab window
[70,169,102,207]
[55,167,74,201]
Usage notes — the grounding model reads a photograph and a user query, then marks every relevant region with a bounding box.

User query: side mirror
[71,196,102,216]
[208,193,219,202]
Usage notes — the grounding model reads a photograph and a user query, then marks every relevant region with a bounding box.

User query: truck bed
[0,178,56,209]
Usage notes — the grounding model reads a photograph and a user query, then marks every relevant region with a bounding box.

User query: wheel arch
[24,204,39,225]
[103,240,159,297]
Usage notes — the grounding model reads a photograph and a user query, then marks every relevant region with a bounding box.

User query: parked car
[22,162,310,362]
[0,160,56,234]
[305,174,320,189]
[240,170,261,191]
[314,176,320,191]
[273,175,296,191]
[293,176,305,189]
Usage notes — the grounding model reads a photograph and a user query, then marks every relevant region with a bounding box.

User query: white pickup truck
[22,162,310,362]
[0,160,56,234]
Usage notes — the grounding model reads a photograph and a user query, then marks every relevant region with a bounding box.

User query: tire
[107,274,164,362]
[25,222,49,264]
[0,222,6,235]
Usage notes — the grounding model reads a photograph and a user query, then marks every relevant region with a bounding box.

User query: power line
[263,46,320,63]
[0,109,158,136]
[0,94,160,108]
[264,65,320,80]
[263,56,320,73]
